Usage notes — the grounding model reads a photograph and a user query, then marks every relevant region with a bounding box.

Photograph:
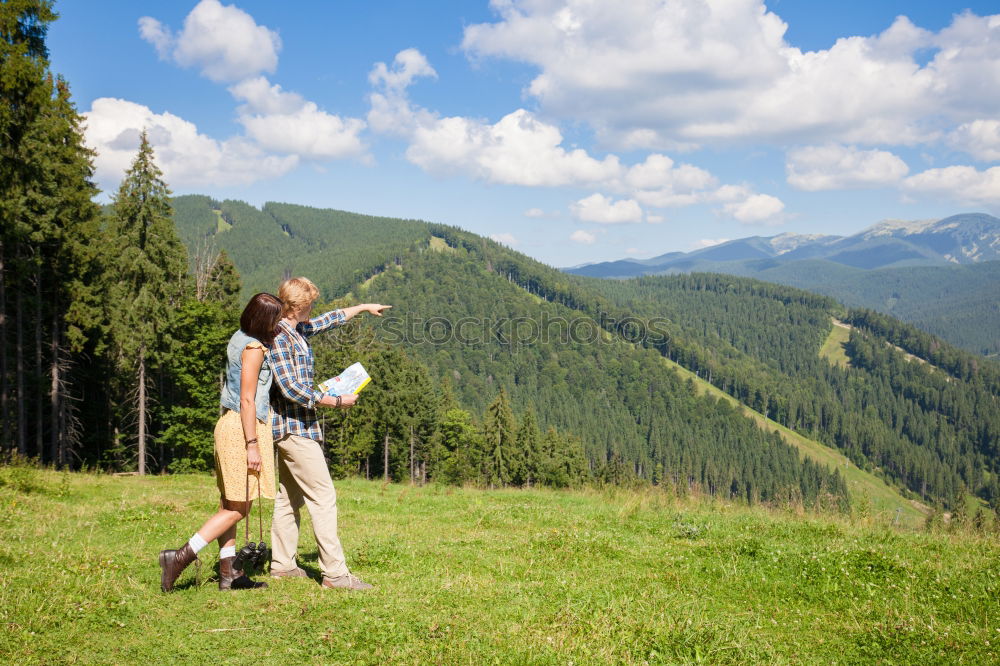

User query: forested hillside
[173,196,1000,512]
[754,260,1000,357]
[565,216,1000,358]
[580,273,1000,509]
[172,195,847,507]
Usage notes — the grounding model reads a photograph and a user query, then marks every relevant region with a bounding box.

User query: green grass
[660,356,927,528]
[2,467,996,664]
[820,320,852,369]
[428,236,454,252]
[213,209,231,233]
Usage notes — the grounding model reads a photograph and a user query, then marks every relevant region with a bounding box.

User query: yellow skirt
[214,409,275,501]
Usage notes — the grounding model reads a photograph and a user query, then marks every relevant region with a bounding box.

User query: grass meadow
[1,464,998,664]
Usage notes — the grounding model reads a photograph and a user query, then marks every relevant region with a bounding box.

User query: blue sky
[48,1,1000,267]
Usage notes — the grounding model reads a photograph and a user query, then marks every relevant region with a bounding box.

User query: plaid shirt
[269,310,346,442]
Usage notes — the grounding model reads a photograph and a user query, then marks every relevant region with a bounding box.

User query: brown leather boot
[219,557,268,591]
[159,543,198,592]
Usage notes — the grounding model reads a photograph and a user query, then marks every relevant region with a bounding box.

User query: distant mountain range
[564,213,1000,357]
[567,213,1000,278]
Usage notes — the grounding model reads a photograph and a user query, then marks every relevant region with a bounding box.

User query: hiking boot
[271,566,308,579]
[159,543,199,592]
[321,573,374,591]
[219,556,268,591]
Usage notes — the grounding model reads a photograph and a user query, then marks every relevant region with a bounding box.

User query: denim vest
[220,329,272,422]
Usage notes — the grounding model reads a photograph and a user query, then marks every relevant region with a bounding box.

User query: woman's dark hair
[240,293,283,346]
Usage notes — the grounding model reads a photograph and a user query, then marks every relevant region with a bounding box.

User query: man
[268,276,391,590]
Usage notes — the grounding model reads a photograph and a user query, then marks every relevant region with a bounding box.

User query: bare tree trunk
[50,295,60,465]
[383,431,389,483]
[365,456,370,481]
[35,267,43,459]
[0,239,7,452]
[409,424,414,484]
[157,368,164,473]
[15,282,26,456]
[138,350,146,475]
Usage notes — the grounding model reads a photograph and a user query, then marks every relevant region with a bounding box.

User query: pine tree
[482,388,517,487]
[514,406,541,486]
[0,0,57,454]
[21,76,102,465]
[108,133,189,474]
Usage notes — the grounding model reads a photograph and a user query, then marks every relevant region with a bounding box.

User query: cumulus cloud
[368,48,782,215]
[624,153,716,207]
[786,144,909,191]
[132,2,368,178]
[462,2,1000,149]
[722,193,785,224]
[139,0,281,83]
[83,97,298,190]
[570,230,597,244]
[230,77,367,160]
[406,109,622,187]
[490,232,519,246]
[570,193,643,223]
[524,207,546,218]
[902,165,1000,208]
[371,50,624,184]
[949,120,1000,162]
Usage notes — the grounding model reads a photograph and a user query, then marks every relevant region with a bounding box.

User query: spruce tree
[108,133,189,474]
[21,75,102,465]
[482,388,516,487]
[0,0,57,454]
[514,406,541,486]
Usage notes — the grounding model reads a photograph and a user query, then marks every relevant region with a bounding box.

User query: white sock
[188,533,208,554]
[219,545,236,559]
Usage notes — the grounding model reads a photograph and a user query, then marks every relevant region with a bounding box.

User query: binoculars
[233,540,271,573]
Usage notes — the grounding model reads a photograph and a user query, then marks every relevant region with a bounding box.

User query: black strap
[244,467,263,543]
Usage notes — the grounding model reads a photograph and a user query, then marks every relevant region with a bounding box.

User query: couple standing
[159,277,391,592]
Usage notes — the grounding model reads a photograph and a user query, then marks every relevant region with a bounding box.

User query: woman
[159,292,282,592]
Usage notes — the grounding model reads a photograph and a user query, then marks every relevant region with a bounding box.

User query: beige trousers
[270,433,349,579]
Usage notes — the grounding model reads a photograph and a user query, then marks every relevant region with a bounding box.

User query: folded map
[318,362,371,396]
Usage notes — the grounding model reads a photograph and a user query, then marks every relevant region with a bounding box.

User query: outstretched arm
[300,304,392,337]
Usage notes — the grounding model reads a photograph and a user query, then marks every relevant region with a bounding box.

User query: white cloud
[138,16,172,59]
[949,120,1000,162]
[83,97,298,190]
[524,208,545,217]
[722,193,785,224]
[570,230,597,244]
[230,77,367,160]
[624,153,716,207]
[462,2,1000,149]
[369,48,437,92]
[368,48,778,211]
[571,193,643,223]
[694,238,730,249]
[490,232,519,246]
[139,0,281,83]
[646,213,665,224]
[132,0,367,181]
[786,144,909,191]
[406,108,622,187]
[368,49,440,136]
[902,165,1000,208]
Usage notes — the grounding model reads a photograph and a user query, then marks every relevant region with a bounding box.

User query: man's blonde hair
[278,277,320,317]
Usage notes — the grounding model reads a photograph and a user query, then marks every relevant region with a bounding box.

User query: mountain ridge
[170,194,1000,512]
[564,213,1000,356]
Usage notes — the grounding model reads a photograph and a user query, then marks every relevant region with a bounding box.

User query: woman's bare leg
[195,498,251,544]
